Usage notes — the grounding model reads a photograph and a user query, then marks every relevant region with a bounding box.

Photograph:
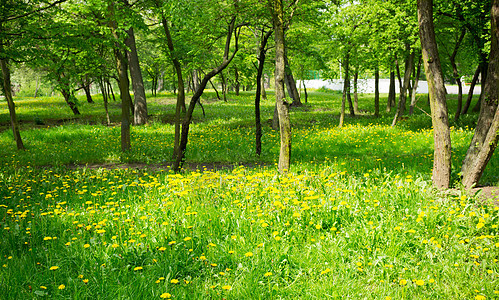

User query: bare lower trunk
[255,30,272,156]
[99,78,111,125]
[462,65,480,114]
[353,68,359,113]
[451,28,466,121]
[82,82,94,104]
[387,69,396,112]
[114,48,132,151]
[125,27,148,125]
[461,0,499,188]
[374,65,380,117]
[418,0,452,189]
[284,53,301,106]
[339,53,350,127]
[392,47,415,126]
[60,86,81,115]
[409,56,422,115]
[0,58,25,150]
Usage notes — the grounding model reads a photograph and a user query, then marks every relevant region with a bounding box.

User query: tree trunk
[273,0,291,172]
[255,30,273,156]
[303,80,308,104]
[125,27,148,125]
[343,54,354,117]
[387,69,396,112]
[462,65,480,114]
[220,71,228,102]
[234,67,240,96]
[392,46,415,126]
[418,0,452,189]
[114,48,132,151]
[107,79,116,102]
[0,58,25,150]
[472,61,489,113]
[60,87,81,115]
[284,53,301,106]
[158,8,186,159]
[172,17,239,172]
[339,52,350,128]
[81,80,94,104]
[34,75,39,98]
[461,0,499,188]
[261,75,267,100]
[450,28,467,121]
[99,78,111,125]
[374,64,380,117]
[209,79,221,100]
[353,68,359,113]
[409,56,422,115]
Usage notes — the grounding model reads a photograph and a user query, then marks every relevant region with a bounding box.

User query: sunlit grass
[0,90,498,299]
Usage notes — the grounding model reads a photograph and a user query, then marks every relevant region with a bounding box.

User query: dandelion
[133,266,143,271]
[222,285,231,290]
[399,279,407,286]
[264,272,272,277]
[49,266,59,270]
[321,268,331,275]
[475,295,486,300]
[245,252,253,257]
[112,243,119,248]
[83,244,90,248]
[170,279,179,284]
[158,247,167,251]
[160,293,172,298]
[82,279,89,284]
[58,284,65,290]
[415,280,424,286]
[183,237,192,241]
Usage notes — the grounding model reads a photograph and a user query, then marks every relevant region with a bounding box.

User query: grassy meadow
[0,89,498,299]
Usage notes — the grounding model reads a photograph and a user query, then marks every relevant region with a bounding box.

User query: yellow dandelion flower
[222,285,231,290]
[83,244,90,248]
[170,279,179,284]
[160,293,172,298]
[415,280,424,286]
[321,268,331,275]
[133,266,143,271]
[49,266,59,271]
[399,279,407,286]
[245,252,253,257]
[183,237,192,241]
[58,284,65,290]
[264,272,273,277]
[475,295,486,300]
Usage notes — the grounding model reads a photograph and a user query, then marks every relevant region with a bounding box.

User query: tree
[418,0,452,189]
[272,0,291,172]
[461,0,499,188]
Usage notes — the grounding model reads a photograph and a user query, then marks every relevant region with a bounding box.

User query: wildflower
[49,266,59,271]
[112,244,119,248]
[244,252,253,257]
[170,279,179,284]
[158,247,167,251]
[40,286,47,289]
[83,244,90,248]
[160,293,172,298]
[399,279,407,286]
[415,280,424,286]
[264,272,273,277]
[183,237,192,241]
[321,268,331,275]
[58,284,65,290]
[133,266,143,271]
[222,285,231,290]
[82,279,89,284]
[475,295,486,300]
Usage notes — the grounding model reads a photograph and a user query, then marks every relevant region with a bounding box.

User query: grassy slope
[0,91,498,299]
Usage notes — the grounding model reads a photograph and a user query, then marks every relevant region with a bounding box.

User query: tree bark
[255,30,272,156]
[234,67,240,96]
[273,0,291,172]
[472,61,489,113]
[284,53,301,106]
[0,58,25,150]
[409,55,422,115]
[81,79,94,104]
[114,48,132,152]
[462,65,480,114]
[418,0,452,189]
[157,7,186,159]
[461,0,499,188]
[392,46,415,126]
[451,28,466,121]
[339,52,350,128]
[172,17,240,171]
[374,64,380,117]
[387,69,396,112]
[125,27,148,125]
[60,86,81,115]
[353,68,359,113]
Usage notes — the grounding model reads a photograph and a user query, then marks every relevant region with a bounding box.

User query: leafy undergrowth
[0,165,498,299]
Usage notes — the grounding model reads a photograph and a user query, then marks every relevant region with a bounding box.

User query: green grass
[0,90,498,299]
